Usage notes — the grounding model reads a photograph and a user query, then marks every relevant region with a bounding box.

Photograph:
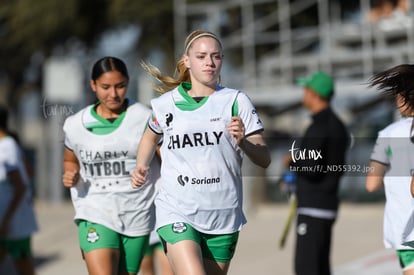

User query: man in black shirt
[289,71,349,275]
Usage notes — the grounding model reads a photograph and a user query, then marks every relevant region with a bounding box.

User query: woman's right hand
[131,166,148,188]
[62,170,80,187]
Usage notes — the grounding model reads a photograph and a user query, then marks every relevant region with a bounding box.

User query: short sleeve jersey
[370,117,414,249]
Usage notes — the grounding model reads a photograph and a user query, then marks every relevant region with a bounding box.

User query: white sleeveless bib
[63,102,158,236]
[152,87,247,234]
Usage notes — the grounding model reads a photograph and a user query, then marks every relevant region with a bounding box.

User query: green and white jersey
[370,117,414,249]
[63,101,158,237]
[148,83,264,234]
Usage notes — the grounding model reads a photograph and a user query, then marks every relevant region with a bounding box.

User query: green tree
[0,0,174,107]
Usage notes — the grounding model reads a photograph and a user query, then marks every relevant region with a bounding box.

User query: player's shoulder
[151,88,175,104]
[217,86,239,94]
[0,135,17,147]
[127,100,150,113]
[63,105,92,128]
[216,86,254,102]
[125,100,152,125]
[379,117,412,137]
[66,105,92,119]
[0,136,18,155]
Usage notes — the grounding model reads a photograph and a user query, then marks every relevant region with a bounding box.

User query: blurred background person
[285,71,350,275]
[365,64,414,275]
[0,105,38,275]
[368,0,398,23]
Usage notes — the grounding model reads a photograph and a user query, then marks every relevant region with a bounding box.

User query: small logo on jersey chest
[165,113,173,127]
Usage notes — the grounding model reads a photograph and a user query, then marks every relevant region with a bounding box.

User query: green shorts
[78,220,149,273]
[144,241,163,256]
[157,222,239,263]
[397,250,414,269]
[0,237,32,259]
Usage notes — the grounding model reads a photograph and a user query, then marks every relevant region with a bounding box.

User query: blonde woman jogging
[131,30,271,275]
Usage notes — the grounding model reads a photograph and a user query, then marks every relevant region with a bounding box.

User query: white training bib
[63,102,158,236]
[152,87,247,234]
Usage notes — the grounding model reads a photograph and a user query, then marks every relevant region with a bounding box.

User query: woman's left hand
[227,116,245,145]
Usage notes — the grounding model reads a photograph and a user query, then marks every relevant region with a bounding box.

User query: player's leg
[158,222,205,275]
[138,244,156,275]
[204,259,230,275]
[202,232,239,275]
[83,248,119,275]
[121,234,149,275]
[10,237,36,275]
[165,240,205,275]
[0,240,9,268]
[153,243,173,275]
[13,258,35,275]
[78,221,120,275]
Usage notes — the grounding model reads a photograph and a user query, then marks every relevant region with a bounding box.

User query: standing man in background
[286,71,349,275]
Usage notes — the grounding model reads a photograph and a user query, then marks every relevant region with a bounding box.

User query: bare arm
[227,116,271,168]
[365,160,387,192]
[411,176,414,197]
[131,128,162,188]
[62,148,80,188]
[240,132,271,168]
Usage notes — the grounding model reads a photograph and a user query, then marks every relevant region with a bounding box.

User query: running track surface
[0,201,401,275]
